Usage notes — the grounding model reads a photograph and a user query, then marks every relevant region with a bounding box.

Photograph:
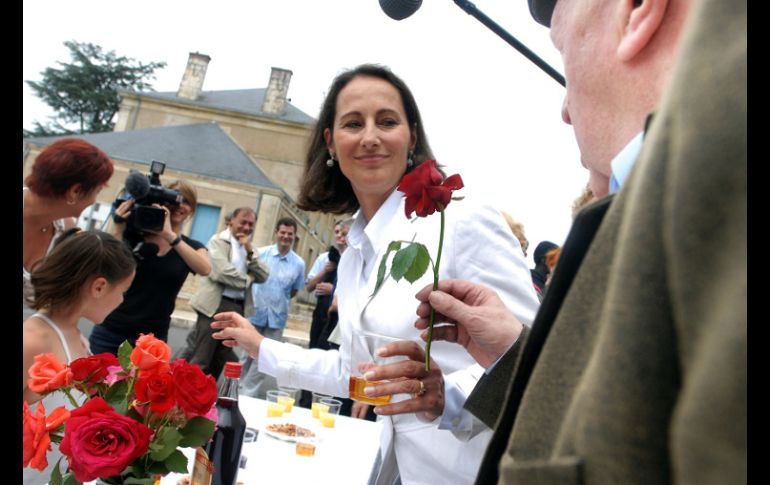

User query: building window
[190,204,221,245]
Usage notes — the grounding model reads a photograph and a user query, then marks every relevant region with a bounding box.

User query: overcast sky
[23,0,588,265]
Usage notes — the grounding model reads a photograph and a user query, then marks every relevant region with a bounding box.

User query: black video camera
[113,161,182,233]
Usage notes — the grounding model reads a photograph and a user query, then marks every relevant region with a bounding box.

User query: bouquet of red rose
[23,333,218,485]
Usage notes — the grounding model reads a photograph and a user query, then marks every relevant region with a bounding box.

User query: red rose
[135,371,176,413]
[22,401,70,471]
[70,353,120,391]
[130,333,171,375]
[59,397,152,482]
[171,359,218,418]
[398,159,464,218]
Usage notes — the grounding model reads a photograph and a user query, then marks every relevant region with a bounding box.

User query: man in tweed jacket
[403,0,746,483]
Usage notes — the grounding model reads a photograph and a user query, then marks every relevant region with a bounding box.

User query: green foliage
[103,379,130,415]
[372,241,402,298]
[25,40,166,135]
[179,416,216,448]
[149,427,183,462]
[49,457,65,485]
[117,340,134,371]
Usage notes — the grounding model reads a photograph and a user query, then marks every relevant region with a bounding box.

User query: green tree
[24,40,166,136]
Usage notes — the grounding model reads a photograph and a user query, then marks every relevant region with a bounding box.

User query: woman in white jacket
[211,64,539,485]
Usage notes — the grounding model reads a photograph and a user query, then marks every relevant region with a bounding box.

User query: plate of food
[263,422,317,443]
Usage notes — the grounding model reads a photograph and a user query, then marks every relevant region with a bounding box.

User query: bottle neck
[219,376,240,400]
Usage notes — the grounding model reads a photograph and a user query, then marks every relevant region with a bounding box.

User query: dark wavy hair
[25,138,114,198]
[297,64,435,215]
[29,229,136,311]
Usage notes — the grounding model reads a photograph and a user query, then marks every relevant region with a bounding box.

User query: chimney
[261,67,293,115]
[177,52,211,100]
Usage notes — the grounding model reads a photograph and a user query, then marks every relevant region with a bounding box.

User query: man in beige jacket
[178,207,269,380]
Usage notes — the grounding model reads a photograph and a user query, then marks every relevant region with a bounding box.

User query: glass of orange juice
[349,330,407,406]
[311,392,332,419]
[266,389,289,417]
[318,398,342,428]
[278,386,299,412]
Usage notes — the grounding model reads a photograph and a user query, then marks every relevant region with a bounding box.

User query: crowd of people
[23,0,745,483]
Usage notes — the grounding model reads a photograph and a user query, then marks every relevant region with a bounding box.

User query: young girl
[22,229,136,484]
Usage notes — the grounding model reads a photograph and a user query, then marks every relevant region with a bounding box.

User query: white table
[161,395,383,485]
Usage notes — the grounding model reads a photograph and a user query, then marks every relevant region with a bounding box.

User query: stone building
[23,53,341,313]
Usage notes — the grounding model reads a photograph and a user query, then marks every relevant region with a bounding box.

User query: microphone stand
[453,0,565,87]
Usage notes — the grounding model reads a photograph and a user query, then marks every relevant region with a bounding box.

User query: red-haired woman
[23,138,114,306]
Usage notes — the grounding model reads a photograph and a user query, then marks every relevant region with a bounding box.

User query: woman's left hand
[361,340,444,422]
[211,311,264,358]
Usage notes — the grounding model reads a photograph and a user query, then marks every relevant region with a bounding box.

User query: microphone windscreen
[125,171,150,199]
[379,0,422,20]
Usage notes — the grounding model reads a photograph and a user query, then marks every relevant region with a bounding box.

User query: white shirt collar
[609,131,644,193]
[347,189,404,278]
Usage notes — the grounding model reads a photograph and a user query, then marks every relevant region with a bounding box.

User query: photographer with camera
[88,171,211,356]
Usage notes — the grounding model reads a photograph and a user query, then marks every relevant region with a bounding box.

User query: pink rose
[104,364,132,386]
[59,397,152,482]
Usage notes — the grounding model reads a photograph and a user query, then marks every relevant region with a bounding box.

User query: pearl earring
[326,158,334,167]
[407,153,414,169]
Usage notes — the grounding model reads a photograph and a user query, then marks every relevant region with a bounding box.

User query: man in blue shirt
[239,217,306,398]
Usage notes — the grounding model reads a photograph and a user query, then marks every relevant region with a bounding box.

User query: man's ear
[617,0,668,61]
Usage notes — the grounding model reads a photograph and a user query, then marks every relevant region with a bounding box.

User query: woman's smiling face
[325,75,416,214]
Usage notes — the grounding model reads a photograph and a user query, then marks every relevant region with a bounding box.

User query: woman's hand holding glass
[361,340,445,423]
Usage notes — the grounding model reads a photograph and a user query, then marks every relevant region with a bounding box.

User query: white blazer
[258,189,539,484]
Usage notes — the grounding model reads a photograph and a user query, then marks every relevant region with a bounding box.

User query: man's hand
[235,233,252,253]
[211,311,264,358]
[415,279,523,368]
[323,261,337,273]
[315,282,334,296]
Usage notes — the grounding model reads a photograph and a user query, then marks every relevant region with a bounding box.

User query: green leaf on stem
[451,196,465,201]
[164,449,190,473]
[178,416,216,447]
[49,457,64,485]
[117,340,134,371]
[372,241,401,298]
[391,244,419,281]
[403,244,431,284]
[149,427,183,461]
[104,379,129,414]
[62,473,80,485]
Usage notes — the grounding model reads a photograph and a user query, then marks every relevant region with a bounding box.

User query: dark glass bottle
[191,362,246,485]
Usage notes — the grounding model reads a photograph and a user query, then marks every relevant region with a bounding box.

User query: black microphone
[125,171,150,199]
[377,0,565,87]
[379,0,422,20]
